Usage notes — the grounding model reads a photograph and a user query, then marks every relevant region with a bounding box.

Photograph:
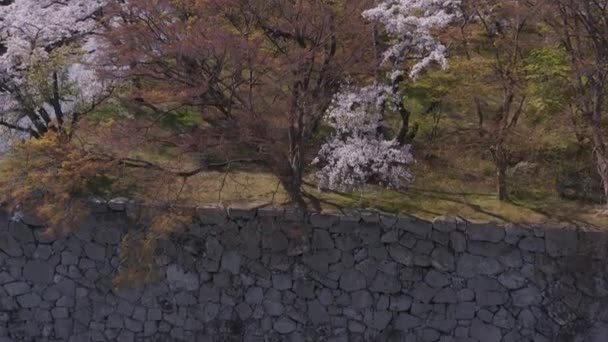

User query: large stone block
[467,224,505,242]
[545,227,577,257]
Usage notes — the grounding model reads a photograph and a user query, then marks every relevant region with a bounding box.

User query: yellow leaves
[0,132,112,235]
[113,207,194,288]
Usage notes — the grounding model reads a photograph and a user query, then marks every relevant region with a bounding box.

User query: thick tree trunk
[593,150,608,206]
[281,128,307,209]
[497,163,509,202]
[490,145,510,202]
[280,164,306,209]
[588,80,608,206]
[589,120,608,206]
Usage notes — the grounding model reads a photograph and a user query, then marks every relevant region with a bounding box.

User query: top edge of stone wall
[76,197,602,231]
[6,197,608,261]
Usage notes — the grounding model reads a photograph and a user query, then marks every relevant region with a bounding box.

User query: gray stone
[453,302,476,319]
[449,231,466,253]
[390,295,413,312]
[425,270,451,288]
[411,284,438,303]
[124,318,143,332]
[227,206,256,219]
[107,314,124,329]
[396,217,431,237]
[388,245,413,266]
[197,206,227,225]
[498,271,527,290]
[433,288,457,304]
[310,214,338,229]
[381,230,400,243]
[95,227,122,245]
[61,251,78,265]
[497,248,523,268]
[394,313,421,331]
[245,287,264,304]
[432,216,459,233]
[512,286,542,307]
[360,210,380,223]
[339,270,366,292]
[257,207,284,217]
[519,237,545,252]
[147,308,162,321]
[456,254,503,278]
[431,247,455,272]
[428,315,457,333]
[365,310,393,330]
[16,292,41,308]
[467,275,503,292]
[9,221,34,242]
[348,320,366,333]
[318,288,334,306]
[167,264,199,291]
[518,308,536,328]
[264,300,285,316]
[199,303,220,322]
[0,232,22,257]
[370,273,401,294]
[55,318,73,339]
[467,224,505,242]
[83,243,105,261]
[132,306,146,321]
[143,322,157,337]
[545,227,577,257]
[116,330,135,342]
[335,234,360,252]
[108,197,129,211]
[469,319,502,342]
[52,307,69,319]
[302,252,329,273]
[236,302,252,320]
[351,290,372,309]
[294,280,316,299]
[199,284,220,303]
[33,244,52,260]
[0,272,14,284]
[4,282,30,296]
[476,291,507,306]
[23,260,53,284]
[308,300,330,325]
[272,274,292,290]
[493,308,515,329]
[220,251,241,274]
[312,229,335,250]
[274,317,297,334]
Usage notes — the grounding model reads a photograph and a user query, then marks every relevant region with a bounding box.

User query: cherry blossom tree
[313,84,415,190]
[313,0,461,191]
[0,0,108,141]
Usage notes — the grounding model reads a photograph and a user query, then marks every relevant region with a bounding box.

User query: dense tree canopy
[2,0,608,228]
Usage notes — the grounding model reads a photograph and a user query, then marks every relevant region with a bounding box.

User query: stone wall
[1,202,608,342]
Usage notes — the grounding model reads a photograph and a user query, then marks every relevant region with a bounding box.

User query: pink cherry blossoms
[313,85,415,190]
[314,0,461,191]
[0,0,106,138]
[363,0,462,78]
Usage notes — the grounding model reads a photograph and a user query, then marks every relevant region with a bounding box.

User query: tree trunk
[593,150,608,206]
[497,162,509,202]
[490,145,510,202]
[280,166,306,209]
[281,131,307,209]
[588,79,608,206]
[589,119,608,206]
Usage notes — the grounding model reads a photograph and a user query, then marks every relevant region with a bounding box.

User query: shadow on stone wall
[1,202,608,342]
